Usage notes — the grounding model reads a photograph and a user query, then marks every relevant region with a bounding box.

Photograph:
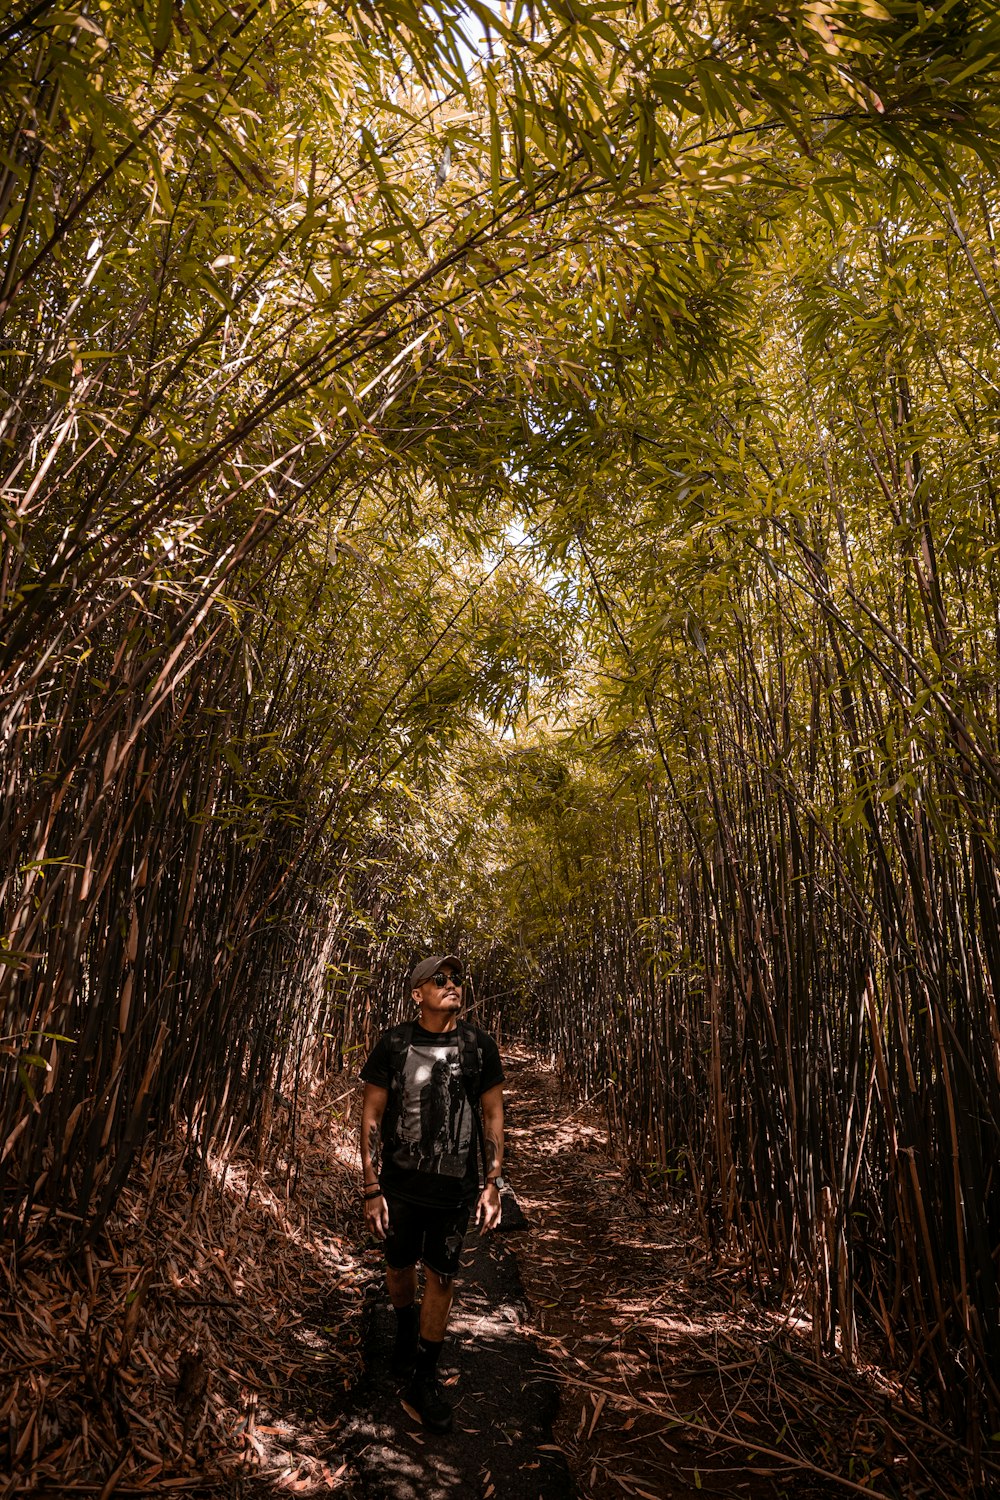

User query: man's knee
[425,1267,454,1292]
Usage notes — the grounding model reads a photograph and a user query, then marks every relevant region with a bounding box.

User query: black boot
[403,1337,452,1433]
[403,1369,452,1433]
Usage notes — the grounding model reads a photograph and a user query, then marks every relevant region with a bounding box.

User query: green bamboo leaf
[151,0,173,59]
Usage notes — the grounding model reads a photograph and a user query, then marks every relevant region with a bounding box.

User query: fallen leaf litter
[0,1075,368,1495]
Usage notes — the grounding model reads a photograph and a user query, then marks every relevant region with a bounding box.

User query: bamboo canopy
[3,0,1000,1461]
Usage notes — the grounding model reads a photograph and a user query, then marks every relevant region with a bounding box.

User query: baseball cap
[410,955,464,989]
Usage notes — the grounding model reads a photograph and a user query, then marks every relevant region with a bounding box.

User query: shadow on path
[340,1229,576,1499]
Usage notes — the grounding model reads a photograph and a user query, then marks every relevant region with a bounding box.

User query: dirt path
[497,1047,781,1500]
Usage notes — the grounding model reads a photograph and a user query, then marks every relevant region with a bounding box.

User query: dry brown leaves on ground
[0,1077,369,1497]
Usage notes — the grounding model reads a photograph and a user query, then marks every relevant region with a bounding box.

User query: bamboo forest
[3,1,1000,1496]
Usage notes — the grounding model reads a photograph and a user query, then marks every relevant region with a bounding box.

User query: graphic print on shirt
[391,1043,472,1178]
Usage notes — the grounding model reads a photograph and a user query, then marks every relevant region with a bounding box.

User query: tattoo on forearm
[485,1136,499,1173]
[367,1123,381,1174]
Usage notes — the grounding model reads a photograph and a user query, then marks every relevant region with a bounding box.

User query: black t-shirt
[361,1022,504,1208]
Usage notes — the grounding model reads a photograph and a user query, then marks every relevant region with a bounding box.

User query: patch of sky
[451,1,508,74]
[480,516,570,603]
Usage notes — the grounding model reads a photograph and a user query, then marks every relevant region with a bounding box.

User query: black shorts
[383,1195,471,1278]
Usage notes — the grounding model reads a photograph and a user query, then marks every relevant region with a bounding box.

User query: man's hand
[360,1083,389,1240]
[475,1182,502,1234]
[365,1192,390,1241]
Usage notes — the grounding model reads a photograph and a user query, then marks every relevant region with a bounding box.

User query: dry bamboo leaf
[587,1390,607,1438]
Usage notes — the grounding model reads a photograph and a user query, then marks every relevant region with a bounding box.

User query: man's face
[413,965,463,1016]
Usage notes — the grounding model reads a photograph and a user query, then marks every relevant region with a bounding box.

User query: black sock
[414,1335,443,1376]
[394,1303,419,1343]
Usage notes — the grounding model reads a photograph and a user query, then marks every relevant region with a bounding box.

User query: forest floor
[1,1048,989,1499]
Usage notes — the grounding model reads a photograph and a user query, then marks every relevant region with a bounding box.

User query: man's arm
[361,1082,390,1240]
[475,1083,504,1233]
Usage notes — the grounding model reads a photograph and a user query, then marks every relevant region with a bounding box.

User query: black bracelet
[363,1187,383,1200]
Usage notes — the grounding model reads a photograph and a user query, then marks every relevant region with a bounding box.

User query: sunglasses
[430,970,463,987]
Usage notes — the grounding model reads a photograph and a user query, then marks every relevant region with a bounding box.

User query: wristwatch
[486,1175,506,1192]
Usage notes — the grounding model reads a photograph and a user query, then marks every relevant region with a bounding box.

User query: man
[360,955,505,1434]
